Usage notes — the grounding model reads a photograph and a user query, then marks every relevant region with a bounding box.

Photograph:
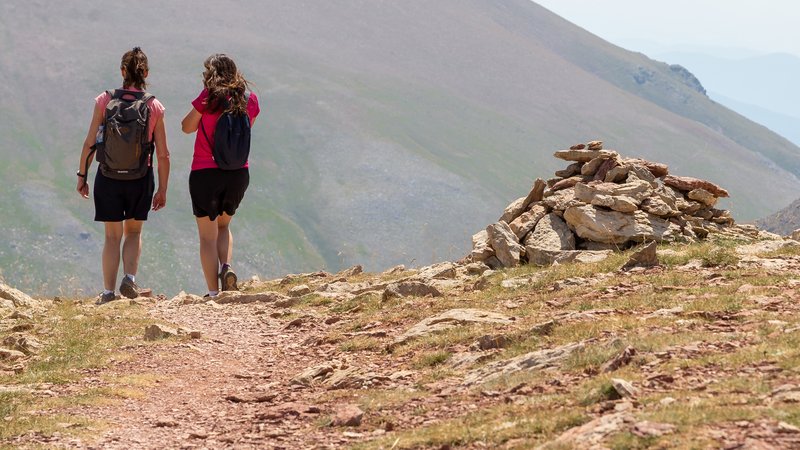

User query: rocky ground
[5,235,800,448]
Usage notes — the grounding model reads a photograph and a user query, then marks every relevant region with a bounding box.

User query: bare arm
[76,102,104,198]
[151,115,170,211]
[181,108,201,133]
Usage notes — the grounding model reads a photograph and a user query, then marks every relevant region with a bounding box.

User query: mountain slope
[1,0,799,295]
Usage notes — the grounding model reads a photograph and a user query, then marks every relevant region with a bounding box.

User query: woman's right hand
[77,176,89,199]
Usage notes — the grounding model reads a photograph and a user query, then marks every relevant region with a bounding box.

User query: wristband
[76,172,87,178]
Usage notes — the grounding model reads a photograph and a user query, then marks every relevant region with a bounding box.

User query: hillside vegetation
[1,1,799,296]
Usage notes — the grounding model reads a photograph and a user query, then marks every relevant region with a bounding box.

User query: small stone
[659,397,676,406]
[0,348,26,361]
[600,347,636,373]
[475,334,510,350]
[382,281,442,301]
[530,320,556,335]
[144,324,178,341]
[623,241,659,269]
[331,404,364,427]
[611,378,639,398]
[288,285,312,297]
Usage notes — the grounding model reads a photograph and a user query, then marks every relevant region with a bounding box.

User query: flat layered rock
[215,291,291,306]
[390,309,513,350]
[564,205,682,245]
[664,175,729,197]
[463,342,583,385]
[527,248,612,266]
[509,204,548,240]
[382,280,442,300]
[554,149,604,163]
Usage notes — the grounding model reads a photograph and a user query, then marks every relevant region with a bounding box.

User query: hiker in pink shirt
[181,54,260,298]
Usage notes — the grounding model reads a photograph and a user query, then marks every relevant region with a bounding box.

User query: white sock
[208,290,219,297]
[125,274,135,283]
[102,289,114,295]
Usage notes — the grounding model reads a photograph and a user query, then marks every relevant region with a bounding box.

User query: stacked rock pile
[469,141,742,268]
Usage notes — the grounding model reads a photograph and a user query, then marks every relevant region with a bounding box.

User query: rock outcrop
[468,140,745,268]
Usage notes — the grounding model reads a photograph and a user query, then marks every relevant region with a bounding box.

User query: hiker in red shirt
[76,47,171,305]
[181,54,260,298]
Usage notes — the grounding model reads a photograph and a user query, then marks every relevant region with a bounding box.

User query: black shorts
[93,168,155,222]
[189,168,249,220]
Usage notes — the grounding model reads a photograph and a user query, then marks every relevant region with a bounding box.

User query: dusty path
[70,301,393,449]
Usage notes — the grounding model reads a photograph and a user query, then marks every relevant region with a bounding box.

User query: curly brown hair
[202,54,250,114]
[121,47,148,90]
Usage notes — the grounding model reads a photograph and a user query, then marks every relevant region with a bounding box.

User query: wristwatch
[76,171,87,178]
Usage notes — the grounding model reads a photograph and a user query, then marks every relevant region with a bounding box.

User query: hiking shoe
[96,291,116,305]
[220,266,239,292]
[119,276,141,299]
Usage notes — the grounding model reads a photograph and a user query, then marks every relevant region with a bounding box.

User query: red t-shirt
[190,88,260,171]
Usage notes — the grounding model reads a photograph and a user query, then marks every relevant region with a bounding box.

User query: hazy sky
[534,0,800,57]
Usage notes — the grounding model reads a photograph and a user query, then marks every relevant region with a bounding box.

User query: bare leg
[121,219,144,277]
[216,213,233,266]
[102,222,124,291]
[196,216,220,292]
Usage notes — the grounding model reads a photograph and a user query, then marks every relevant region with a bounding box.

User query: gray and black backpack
[86,90,155,181]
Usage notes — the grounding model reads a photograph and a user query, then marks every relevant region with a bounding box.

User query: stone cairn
[469,140,740,268]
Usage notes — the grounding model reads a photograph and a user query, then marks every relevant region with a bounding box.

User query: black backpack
[199,94,251,170]
[86,90,154,181]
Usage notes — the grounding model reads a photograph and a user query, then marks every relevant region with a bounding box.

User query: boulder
[604,166,629,183]
[687,188,718,207]
[555,162,583,178]
[570,143,586,150]
[0,283,38,309]
[542,189,583,211]
[573,180,652,205]
[389,309,513,350]
[486,222,525,267]
[499,196,526,224]
[640,196,677,217]
[623,158,669,177]
[509,204,548,239]
[499,178,546,224]
[664,175,729,197]
[580,151,618,176]
[563,205,682,244]
[524,213,575,251]
[470,230,495,262]
[593,157,619,181]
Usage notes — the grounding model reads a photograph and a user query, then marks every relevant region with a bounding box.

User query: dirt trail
[69,302,387,449]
